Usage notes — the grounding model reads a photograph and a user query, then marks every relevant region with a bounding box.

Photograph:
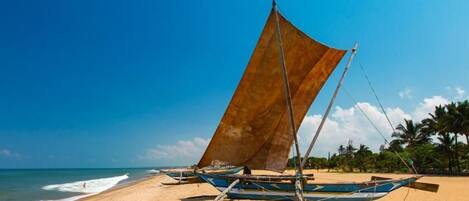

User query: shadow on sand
[181,195,218,201]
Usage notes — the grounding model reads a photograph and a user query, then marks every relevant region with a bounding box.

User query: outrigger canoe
[161,166,243,184]
[198,173,424,201]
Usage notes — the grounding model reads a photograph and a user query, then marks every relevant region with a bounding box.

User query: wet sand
[81,170,469,201]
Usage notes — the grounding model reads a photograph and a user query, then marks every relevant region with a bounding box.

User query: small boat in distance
[160,167,194,180]
[160,166,242,184]
[146,169,160,174]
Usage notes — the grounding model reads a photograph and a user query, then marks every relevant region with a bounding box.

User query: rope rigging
[342,87,416,174]
[358,61,398,135]
[348,59,418,174]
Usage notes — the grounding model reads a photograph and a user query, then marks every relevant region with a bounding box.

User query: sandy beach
[81,170,469,201]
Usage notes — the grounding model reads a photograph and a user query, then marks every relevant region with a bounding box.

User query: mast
[301,42,358,168]
[273,1,304,200]
[273,0,303,176]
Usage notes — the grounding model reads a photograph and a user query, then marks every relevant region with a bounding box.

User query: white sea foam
[146,169,160,174]
[42,174,129,200]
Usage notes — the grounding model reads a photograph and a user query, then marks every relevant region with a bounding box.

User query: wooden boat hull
[165,171,194,179]
[198,173,418,200]
[163,167,243,183]
[162,176,204,185]
[222,187,387,201]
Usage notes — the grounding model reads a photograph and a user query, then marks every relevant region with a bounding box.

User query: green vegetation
[289,100,469,175]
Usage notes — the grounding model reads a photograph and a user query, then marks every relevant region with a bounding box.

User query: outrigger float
[198,174,438,200]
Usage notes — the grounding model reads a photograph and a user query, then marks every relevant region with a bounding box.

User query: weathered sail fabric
[198,9,346,172]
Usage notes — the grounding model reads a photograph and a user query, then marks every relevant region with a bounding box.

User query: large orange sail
[198,9,346,172]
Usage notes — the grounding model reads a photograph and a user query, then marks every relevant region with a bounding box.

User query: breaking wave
[146,169,160,174]
[42,174,129,200]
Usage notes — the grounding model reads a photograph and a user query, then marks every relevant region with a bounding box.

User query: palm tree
[344,141,356,172]
[391,119,430,147]
[422,105,459,174]
[456,100,469,145]
[436,133,455,173]
[338,145,345,155]
[345,142,357,156]
[457,100,469,172]
[421,105,447,135]
[446,102,462,172]
[355,144,373,172]
[388,140,403,152]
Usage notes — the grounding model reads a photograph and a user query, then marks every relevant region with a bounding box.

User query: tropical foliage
[289,100,469,175]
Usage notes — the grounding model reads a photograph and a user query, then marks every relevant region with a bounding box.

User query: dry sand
[82,170,469,201]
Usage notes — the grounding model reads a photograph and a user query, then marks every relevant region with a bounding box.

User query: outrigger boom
[198,173,425,201]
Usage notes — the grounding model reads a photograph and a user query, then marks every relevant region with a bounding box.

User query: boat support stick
[214,179,240,201]
[301,42,358,169]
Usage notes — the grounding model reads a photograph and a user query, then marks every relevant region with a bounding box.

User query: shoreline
[80,174,220,201]
[78,175,159,201]
[80,170,469,201]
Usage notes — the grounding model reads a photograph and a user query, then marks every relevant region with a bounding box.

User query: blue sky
[1,0,468,168]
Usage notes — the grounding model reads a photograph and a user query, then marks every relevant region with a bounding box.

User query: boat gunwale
[198,172,420,186]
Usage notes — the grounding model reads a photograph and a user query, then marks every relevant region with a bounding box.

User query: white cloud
[298,102,410,157]
[145,94,458,165]
[446,86,467,100]
[139,137,210,165]
[0,149,20,159]
[298,95,455,157]
[398,87,412,99]
[455,87,465,99]
[412,96,449,121]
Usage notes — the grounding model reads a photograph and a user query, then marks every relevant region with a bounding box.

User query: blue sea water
[0,168,160,201]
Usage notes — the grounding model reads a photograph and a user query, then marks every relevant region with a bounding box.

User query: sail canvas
[198,9,346,172]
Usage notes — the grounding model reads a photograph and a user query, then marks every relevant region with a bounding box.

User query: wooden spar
[273,1,304,200]
[214,179,240,201]
[408,182,439,193]
[179,170,182,183]
[272,2,303,176]
[371,176,392,181]
[301,42,358,169]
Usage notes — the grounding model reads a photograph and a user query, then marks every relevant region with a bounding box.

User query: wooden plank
[371,176,392,181]
[408,182,439,192]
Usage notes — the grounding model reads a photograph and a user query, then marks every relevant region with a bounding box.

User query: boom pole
[301,42,358,169]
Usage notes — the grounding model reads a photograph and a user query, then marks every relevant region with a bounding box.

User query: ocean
[0,168,160,201]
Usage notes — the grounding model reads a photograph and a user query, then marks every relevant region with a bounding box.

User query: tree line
[288,100,469,175]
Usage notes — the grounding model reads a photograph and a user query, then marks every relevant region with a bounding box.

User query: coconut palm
[345,142,357,156]
[446,102,463,172]
[457,100,469,144]
[338,145,345,155]
[388,140,403,152]
[459,101,469,171]
[422,105,460,173]
[436,133,455,173]
[391,119,430,147]
[343,141,357,171]
[355,144,373,172]
[421,105,448,136]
